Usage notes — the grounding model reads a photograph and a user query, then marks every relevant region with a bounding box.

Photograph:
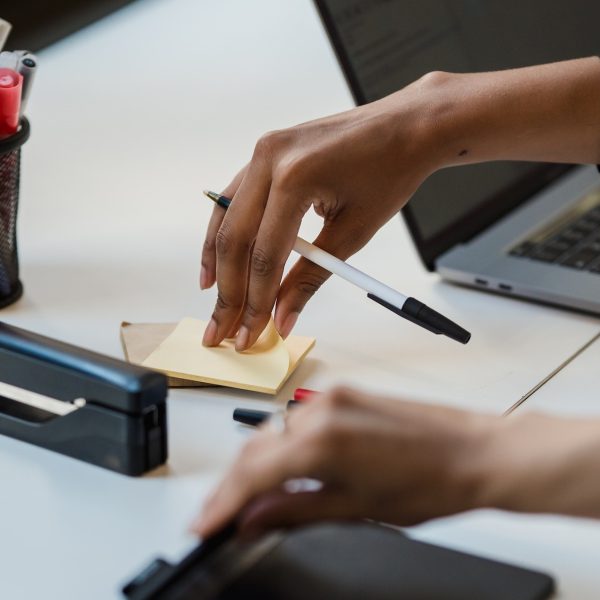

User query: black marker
[233,401,301,428]
[233,408,271,427]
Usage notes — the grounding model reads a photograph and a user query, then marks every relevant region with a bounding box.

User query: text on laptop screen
[318,0,600,257]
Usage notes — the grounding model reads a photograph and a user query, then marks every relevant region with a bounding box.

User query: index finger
[235,183,308,350]
[202,161,271,347]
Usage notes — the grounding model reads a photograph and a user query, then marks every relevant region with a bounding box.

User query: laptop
[314,0,600,315]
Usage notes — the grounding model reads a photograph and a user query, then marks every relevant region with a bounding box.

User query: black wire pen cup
[0,118,30,308]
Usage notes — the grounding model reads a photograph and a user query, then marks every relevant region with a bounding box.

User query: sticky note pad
[136,318,315,394]
[120,322,207,387]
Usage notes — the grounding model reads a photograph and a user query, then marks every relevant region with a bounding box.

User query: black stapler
[0,321,168,476]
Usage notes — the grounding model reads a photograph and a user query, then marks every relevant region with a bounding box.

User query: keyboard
[510,203,600,273]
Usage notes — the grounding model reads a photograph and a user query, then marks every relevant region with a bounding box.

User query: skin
[194,57,600,537]
[192,388,600,539]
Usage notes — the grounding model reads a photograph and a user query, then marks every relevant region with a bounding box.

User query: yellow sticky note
[142,317,315,394]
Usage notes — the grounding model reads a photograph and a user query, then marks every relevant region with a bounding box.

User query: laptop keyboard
[509,204,600,273]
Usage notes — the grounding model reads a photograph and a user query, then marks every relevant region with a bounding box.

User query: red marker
[0,68,21,139]
[293,388,318,402]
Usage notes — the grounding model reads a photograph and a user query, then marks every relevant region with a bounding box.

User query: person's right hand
[191,387,493,539]
[200,76,444,351]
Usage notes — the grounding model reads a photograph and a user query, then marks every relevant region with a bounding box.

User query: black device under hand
[123,521,554,600]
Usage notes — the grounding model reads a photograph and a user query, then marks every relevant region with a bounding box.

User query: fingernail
[200,267,209,290]
[279,312,299,339]
[235,326,250,352]
[202,318,218,346]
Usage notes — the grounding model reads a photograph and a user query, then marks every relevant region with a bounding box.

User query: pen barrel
[293,237,408,307]
[0,117,30,308]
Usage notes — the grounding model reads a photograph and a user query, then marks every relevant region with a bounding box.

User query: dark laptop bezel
[313,0,574,270]
[2,0,139,52]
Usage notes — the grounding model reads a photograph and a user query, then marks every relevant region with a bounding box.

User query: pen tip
[203,190,219,203]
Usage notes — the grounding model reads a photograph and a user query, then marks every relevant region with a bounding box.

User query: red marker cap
[293,388,318,402]
[0,68,22,140]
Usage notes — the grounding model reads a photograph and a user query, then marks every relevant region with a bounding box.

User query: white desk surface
[1,0,600,597]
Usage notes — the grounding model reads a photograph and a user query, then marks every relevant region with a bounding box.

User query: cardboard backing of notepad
[120,319,315,395]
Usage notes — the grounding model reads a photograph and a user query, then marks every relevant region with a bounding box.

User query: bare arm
[425,57,600,167]
[201,58,600,350]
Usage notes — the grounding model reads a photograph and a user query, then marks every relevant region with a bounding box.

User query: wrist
[474,412,600,517]
[404,58,600,169]
[368,71,460,180]
[464,413,548,513]
[445,411,500,514]
[410,70,486,171]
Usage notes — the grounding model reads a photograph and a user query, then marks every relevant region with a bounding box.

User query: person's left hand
[191,387,494,539]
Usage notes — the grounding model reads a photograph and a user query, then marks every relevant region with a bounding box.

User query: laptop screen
[315,0,600,268]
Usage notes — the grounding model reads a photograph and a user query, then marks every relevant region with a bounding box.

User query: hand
[200,79,441,351]
[191,387,493,539]
[200,59,600,351]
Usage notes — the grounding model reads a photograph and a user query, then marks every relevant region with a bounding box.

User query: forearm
[396,57,600,169]
[474,412,600,518]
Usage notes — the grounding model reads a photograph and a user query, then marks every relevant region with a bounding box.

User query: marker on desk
[233,407,272,427]
[294,388,317,401]
[16,53,36,116]
[234,401,306,427]
[0,68,22,139]
[203,190,471,344]
[0,19,11,52]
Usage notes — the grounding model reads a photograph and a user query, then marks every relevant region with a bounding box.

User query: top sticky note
[141,318,315,394]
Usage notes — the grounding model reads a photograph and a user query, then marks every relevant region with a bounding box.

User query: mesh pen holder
[0,118,30,308]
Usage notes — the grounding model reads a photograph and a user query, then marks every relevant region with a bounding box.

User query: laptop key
[588,263,600,273]
[509,242,535,257]
[560,228,587,242]
[576,217,600,232]
[550,233,579,249]
[530,245,567,263]
[560,248,599,269]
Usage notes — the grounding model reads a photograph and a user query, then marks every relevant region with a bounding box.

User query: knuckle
[215,227,233,258]
[244,299,265,320]
[296,272,327,297]
[215,223,252,259]
[313,197,343,222]
[254,129,285,160]
[203,236,215,254]
[215,292,241,313]
[275,155,308,190]
[251,247,276,278]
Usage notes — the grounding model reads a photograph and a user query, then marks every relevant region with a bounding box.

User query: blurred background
[3,0,137,50]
